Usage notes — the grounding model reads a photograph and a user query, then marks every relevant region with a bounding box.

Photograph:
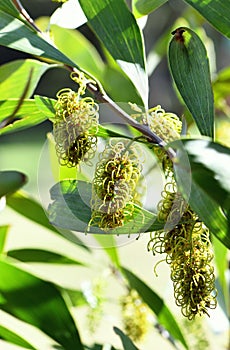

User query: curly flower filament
[89,139,143,230]
[53,88,99,167]
[148,181,217,319]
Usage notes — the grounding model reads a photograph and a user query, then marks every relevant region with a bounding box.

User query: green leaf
[0,259,84,350]
[0,99,48,135]
[6,191,90,250]
[0,171,27,198]
[48,180,164,234]
[0,0,20,18]
[212,235,228,314]
[34,95,56,119]
[7,248,86,265]
[184,0,230,38]
[0,11,76,66]
[0,59,54,99]
[114,327,139,350]
[168,27,214,138]
[122,268,188,349]
[213,66,230,102]
[0,325,36,350]
[132,0,167,18]
[0,226,10,254]
[79,0,148,107]
[171,139,230,248]
[51,25,105,79]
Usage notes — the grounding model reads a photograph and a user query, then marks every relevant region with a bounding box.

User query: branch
[11,0,176,160]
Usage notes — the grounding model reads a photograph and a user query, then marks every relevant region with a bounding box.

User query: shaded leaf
[171,139,230,248]
[0,259,84,350]
[7,248,86,265]
[0,226,10,254]
[114,327,139,350]
[168,27,214,138]
[184,0,230,38]
[132,0,167,18]
[48,180,164,234]
[0,325,36,350]
[0,171,27,198]
[79,0,148,107]
[122,268,188,349]
[0,0,20,18]
[6,191,90,251]
[0,11,76,66]
[0,59,54,99]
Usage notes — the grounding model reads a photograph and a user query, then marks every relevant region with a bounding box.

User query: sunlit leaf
[0,59,54,99]
[168,27,214,138]
[0,171,27,198]
[0,325,36,350]
[34,95,56,119]
[132,0,167,18]
[122,268,188,349]
[51,25,104,79]
[0,226,10,254]
[48,180,164,234]
[0,259,84,350]
[171,139,230,248]
[0,99,48,135]
[114,327,139,350]
[79,0,148,107]
[50,0,87,29]
[0,11,76,66]
[7,248,86,265]
[184,0,230,38]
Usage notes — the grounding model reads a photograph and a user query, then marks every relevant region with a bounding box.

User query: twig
[12,0,42,33]
[11,0,176,160]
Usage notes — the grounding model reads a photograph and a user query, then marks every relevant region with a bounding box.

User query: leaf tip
[171,27,186,44]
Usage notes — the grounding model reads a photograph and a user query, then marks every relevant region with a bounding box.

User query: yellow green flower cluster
[53,88,99,167]
[89,139,143,230]
[148,182,217,319]
[121,289,149,342]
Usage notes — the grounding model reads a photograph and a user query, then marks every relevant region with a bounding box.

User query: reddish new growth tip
[172,28,185,43]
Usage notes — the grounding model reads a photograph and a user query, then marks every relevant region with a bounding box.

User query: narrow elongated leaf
[0,99,48,135]
[51,25,105,79]
[0,0,20,18]
[168,27,214,138]
[0,225,10,254]
[34,95,56,119]
[0,11,76,67]
[0,171,27,198]
[0,59,54,99]
[0,325,36,350]
[7,248,86,265]
[114,327,139,350]
[184,0,230,38]
[0,260,84,350]
[132,0,167,18]
[7,191,90,250]
[122,268,188,349]
[48,180,164,234]
[171,139,230,248]
[79,0,148,107]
